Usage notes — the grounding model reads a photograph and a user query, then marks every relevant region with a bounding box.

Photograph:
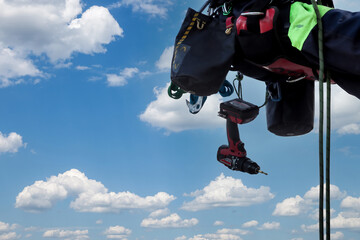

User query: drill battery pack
[219,98,259,124]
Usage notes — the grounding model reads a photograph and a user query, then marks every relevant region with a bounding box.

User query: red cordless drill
[217,98,267,175]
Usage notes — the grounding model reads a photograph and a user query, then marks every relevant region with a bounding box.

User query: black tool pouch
[236,6,283,65]
[266,80,315,136]
[171,8,236,96]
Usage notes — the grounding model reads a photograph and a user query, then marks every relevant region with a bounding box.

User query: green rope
[310,1,332,239]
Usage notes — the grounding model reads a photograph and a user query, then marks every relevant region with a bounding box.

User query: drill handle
[226,118,240,150]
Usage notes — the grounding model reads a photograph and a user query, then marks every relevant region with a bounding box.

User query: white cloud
[189,233,242,240]
[109,0,172,18]
[331,212,360,230]
[0,223,17,233]
[174,236,187,240]
[106,67,139,87]
[15,169,175,213]
[213,221,225,226]
[149,208,170,218]
[315,84,360,135]
[0,232,19,240]
[273,195,307,216]
[43,229,89,239]
[273,184,346,216]
[301,223,318,232]
[216,229,250,235]
[156,46,173,71]
[76,66,90,71]
[302,211,360,231]
[0,0,122,86]
[341,196,360,211]
[0,45,42,87]
[0,132,25,154]
[140,83,224,132]
[181,173,274,211]
[304,184,346,200]
[104,226,131,239]
[0,1,123,61]
[242,220,258,228]
[258,222,280,230]
[331,231,344,240]
[141,213,198,228]
[0,222,10,232]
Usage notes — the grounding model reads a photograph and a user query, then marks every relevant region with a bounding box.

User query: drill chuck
[217,146,267,175]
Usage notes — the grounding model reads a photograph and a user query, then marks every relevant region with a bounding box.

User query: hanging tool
[217,98,267,175]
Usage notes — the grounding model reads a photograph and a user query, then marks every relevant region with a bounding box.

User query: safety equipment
[171,7,236,96]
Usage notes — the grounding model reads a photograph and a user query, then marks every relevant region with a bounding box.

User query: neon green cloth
[288,2,331,50]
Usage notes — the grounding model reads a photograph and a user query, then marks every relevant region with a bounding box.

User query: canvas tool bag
[171,8,236,96]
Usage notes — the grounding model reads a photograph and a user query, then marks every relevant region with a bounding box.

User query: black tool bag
[171,8,236,96]
[266,80,315,136]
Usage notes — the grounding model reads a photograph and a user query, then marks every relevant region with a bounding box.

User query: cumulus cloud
[304,185,346,200]
[181,173,274,211]
[0,45,42,87]
[242,220,258,228]
[141,213,198,228]
[331,231,344,240]
[273,195,311,216]
[106,67,139,87]
[108,0,172,18]
[340,196,360,211]
[0,132,25,154]
[331,212,360,229]
[273,184,346,216]
[104,226,131,239]
[188,229,248,240]
[0,222,15,232]
[148,208,170,218]
[213,221,225,226]
[258,222,280,230]
[0,0,123,61]
[302,211,360,231]
[43,229,88,239]
[140,83,224,132]
[0,232,19,240]
[15,169,175,213]
[0,0,122,85]
[216,229,250,235]
[175,236,187,240]
[315,84,360,135]
[156,46,173,71]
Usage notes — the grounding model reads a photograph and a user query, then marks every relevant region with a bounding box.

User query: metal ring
[241,12,265,16]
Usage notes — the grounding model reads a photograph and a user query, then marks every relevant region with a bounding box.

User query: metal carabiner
[286,75,307,83]
[196,19,206,30]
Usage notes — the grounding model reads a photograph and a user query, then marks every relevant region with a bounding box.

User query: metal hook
[196,19,206,30]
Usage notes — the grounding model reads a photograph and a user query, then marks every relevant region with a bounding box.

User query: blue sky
[0,0,360,239]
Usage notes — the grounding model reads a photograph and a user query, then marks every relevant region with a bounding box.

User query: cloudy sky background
[1,0,360,239]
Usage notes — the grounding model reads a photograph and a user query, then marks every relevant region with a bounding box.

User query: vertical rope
[326,74,331,240]
[310,0,324,239]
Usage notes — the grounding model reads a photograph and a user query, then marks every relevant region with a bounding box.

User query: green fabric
[288,2,332,50]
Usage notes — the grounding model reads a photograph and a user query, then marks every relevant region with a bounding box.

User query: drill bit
[258,170,268,175]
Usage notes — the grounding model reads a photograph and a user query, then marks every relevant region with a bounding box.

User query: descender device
[217,98,267,175]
